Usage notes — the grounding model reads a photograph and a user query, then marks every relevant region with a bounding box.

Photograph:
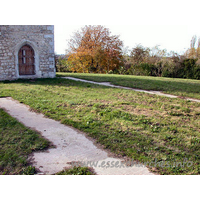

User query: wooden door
[18,45,35,75]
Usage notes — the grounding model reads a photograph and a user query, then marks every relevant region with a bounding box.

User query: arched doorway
[18,44,35,75]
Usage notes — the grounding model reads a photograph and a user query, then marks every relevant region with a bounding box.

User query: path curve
[62,77,200,103]
[0,97,154,175]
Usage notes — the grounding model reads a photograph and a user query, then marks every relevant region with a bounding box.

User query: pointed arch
[14,40,40,78]
[18,44,35,75]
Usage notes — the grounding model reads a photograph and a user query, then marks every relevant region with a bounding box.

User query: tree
[197,37,200,58]
[66,25,124,73]
[130,44,150,64]
[185,35,200,59]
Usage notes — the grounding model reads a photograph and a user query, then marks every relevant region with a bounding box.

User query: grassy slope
[0,78,199,175]
[57,73,200,100]
[0,109,50,175]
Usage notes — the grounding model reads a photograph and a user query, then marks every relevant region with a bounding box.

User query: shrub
[174,59,198,79]
[55,55,71,72]
[120,59,200,80]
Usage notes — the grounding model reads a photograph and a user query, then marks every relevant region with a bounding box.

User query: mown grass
[0,78,199,175]
[57,73,200,100]
[0,108,50,175]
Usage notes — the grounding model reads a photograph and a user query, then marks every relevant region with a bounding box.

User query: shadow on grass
[57,73,200,99]
[1,75,200,100]
[0,77,119,90]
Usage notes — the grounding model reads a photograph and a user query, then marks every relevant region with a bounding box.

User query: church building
[0,25,56,81]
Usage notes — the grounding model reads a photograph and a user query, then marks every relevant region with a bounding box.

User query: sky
[51,0,200,55]
[1,0,200,56]
[54,24,200,55]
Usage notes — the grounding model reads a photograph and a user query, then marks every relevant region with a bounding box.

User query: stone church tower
[0,25,56,81]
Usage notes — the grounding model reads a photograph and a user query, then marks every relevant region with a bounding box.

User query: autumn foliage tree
[185,35,200,59]
[66,25,124,73]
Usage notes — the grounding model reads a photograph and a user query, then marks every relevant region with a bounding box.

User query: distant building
[0,25,56,81]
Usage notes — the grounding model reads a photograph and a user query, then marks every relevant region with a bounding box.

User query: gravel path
[62,77,200,103]
[0,97,154,175]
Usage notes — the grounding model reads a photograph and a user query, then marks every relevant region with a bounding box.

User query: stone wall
[0,25,56,81]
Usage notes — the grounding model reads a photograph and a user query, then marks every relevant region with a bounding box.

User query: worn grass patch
[55,167,95,175]
[0,78,199,175]
[57,73,200,100]
[0,109,50,175]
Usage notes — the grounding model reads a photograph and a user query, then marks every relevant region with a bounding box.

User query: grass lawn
[0,77,199,175]
[0,108,50,175]
[57,73,200,100]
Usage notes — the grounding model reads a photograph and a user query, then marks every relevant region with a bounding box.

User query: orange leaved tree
[66,25,124,73]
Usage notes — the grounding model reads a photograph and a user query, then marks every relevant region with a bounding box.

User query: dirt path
[62,77,200,103]
[0,97,154,175]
